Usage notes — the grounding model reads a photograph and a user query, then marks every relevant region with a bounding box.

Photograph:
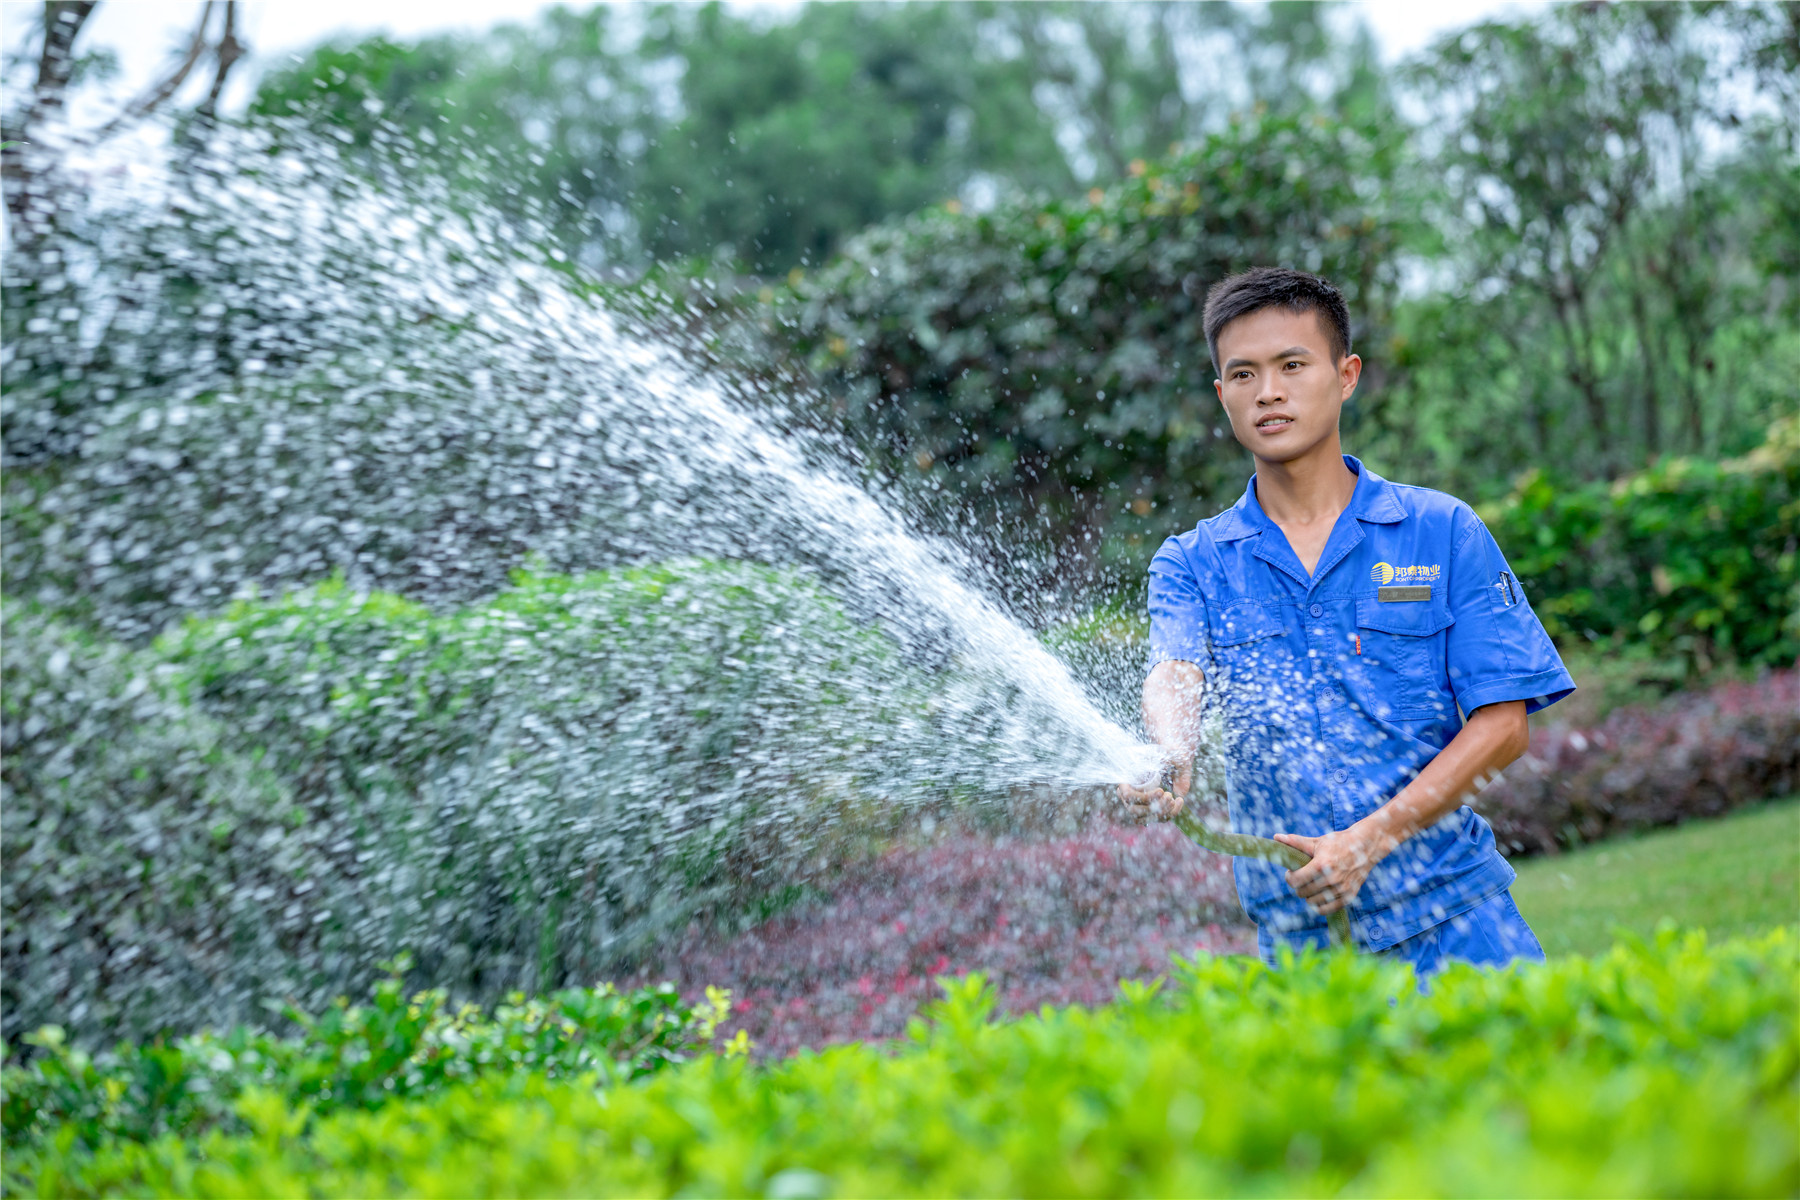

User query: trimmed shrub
[2,561,927,1048]
[0,610,296,1054]
[1480,418,1800,672]
[2,133,584,635]
[0,129,888,647]
[639,663,1798,1055]
[637,661,1799,1056]
[10,930,1796,1197]
[1476,670,1800,856]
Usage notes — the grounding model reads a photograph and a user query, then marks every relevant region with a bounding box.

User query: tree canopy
[245,2,1386,273]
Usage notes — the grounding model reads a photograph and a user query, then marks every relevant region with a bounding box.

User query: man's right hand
[1123,661,1205,825]
[1117,759,1191,825]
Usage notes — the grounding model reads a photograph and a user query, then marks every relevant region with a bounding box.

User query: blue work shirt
[1147,456,1575,951]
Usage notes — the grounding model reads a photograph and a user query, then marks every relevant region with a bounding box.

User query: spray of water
[2,123,1177,1043]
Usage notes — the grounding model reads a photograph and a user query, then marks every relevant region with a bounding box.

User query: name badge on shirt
[1378,585,1432,602]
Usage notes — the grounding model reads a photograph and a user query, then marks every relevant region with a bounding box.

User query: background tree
[1,0,251,461]
[767,108,1408,590]
[245,1,1387,274]
[1370,3,1799,482]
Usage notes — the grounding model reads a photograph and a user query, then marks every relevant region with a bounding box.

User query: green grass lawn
[1510,796,1800,957]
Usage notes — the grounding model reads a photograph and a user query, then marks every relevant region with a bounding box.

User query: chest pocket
[1206,601,1290,719]
[1352,597,1456,720]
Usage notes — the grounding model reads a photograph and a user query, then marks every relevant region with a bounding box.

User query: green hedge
[8,930,1795,1197]
[2,561,922,1048]
[1,968,733,1157]
[1481,417,1800,672]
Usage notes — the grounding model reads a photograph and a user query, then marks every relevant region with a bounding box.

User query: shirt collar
[1208,454,1406,543]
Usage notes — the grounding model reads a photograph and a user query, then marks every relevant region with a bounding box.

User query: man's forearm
[1142,660,1206,767]
[1354,701,1529,858]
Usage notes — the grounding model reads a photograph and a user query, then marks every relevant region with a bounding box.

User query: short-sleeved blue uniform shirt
[1148,456,1575,951]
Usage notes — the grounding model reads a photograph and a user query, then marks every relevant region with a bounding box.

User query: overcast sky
[4,0,1546,123]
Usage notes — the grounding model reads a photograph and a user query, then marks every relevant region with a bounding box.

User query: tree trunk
[3,1,99,227]
[1551,284,1610,473]
[1626,254,1663,459]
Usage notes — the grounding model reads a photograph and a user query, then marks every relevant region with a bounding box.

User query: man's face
[1212,307,1362,465]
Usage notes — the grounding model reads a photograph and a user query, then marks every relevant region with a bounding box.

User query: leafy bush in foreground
[1476,670,1800,855]
[10,930,1795,1198]
[1,970,732,1156]
[2,560,924,1048]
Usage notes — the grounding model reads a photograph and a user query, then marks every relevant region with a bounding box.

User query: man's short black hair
[1203,267,1352,372]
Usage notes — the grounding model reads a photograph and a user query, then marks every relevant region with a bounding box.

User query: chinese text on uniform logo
[1371,561,1440,586]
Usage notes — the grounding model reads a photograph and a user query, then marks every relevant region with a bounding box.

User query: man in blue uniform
[1118,267,1575,975]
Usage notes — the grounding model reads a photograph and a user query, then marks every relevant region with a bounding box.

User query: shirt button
[1310,603,1324,618]
[1334,769,1349,784]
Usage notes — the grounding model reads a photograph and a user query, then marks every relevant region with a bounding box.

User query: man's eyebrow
[1222,347,1315,371]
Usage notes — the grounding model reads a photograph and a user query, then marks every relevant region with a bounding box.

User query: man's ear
[1338,353,1363,400]
[1213,378,1224,404]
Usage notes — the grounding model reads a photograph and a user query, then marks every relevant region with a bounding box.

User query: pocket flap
[1356,596,1454,637]
[1208,601,1286,647]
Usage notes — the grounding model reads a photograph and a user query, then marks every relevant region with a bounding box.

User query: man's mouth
[1255,415,1295,432]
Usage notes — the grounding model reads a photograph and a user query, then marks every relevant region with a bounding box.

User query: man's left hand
[1273,827,1388,916]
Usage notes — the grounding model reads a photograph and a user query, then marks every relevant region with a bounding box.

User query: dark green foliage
[9,932,1796,1196]
[245,2,1076,272]
[625,3,1066,271]
[1,562,921,1048]
[244,36,467,149]
[771,109,1405,578]
[1,967,732,1156]
[1481,419,1800,672]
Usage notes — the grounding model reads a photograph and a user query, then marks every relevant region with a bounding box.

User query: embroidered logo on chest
[1371,561,1441,586]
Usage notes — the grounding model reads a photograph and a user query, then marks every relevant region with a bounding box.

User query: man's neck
[1253,437,1357,528]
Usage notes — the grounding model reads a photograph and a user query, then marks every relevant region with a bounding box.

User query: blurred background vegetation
[246,2,1800,671]
[7,0,1798,672]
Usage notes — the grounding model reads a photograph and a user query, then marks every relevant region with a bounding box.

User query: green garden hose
[1170,805,1354,947]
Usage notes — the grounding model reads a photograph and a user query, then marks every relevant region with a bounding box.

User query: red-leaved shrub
[1476,669,1799,855]
[633,826,1252,1057]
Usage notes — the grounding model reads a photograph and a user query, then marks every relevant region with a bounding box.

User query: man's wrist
[1156,743,1194,776]
[1349,809,1405,865]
